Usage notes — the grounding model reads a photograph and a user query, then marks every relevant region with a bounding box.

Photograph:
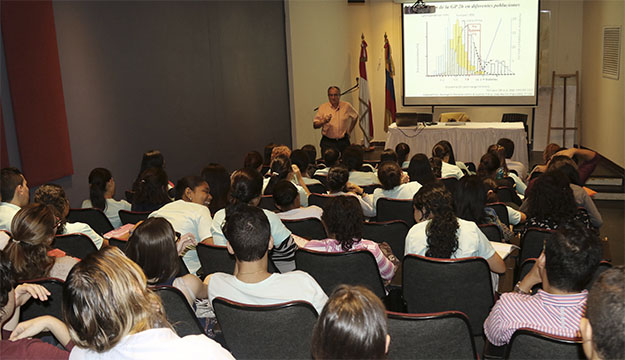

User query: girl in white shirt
[373,161,421,207]
[81,168,131,229]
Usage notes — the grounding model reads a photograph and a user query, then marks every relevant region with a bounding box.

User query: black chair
[295,248,386,298]
[478,223,503,243]
[196,243,278,275]
[67,208,114,235]
[20,278,65,322]
[515,258,542,294]
[312,174,328,187]
[108,237,127,251]
[519,228,554,266]
[213,297,318,359]
[151,285,205,337]
[376,198,415,227]
[53,234,98,259]
[497,186,522,206]
[118,209,150,225]
[258,195,277,212]
[505,328,584,359]
[308,193,333,208]
[362,184,381,194]
[441,177,459,195]
[362,220,409,261]
[501,113,530,155]
[282,217,327,240]
[387,310,478,359]
[486,202,510,226]
[306,183,327,194]
[402,255,494,336]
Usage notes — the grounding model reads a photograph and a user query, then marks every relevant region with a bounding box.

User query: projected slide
[403,0,539,105]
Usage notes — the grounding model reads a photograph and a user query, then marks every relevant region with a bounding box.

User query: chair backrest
[362,220,409,261]
[53,233,98,259]
[118,209,150,225]
[196,243,278,275]
[519,228,554,266]
[150,285,205,337]
[496,186,522,206]
[108,237,127,251]
[376,198,415,227]
[295,248,386,298]
[212,297,318,359]
[312,174,328,187]
[501,113,528,125]
[441,177,459,195]
[362,184,381,194]
[486,202,510,226]
[308,193,332,208]
[67,208,114,235]
[387,311,478,359]
[282,218,327,240]
[478,223,502,243]
[258,195,277,212]
[20,278,65,322]
[307,183,327,194]
[505,328,584,359]
[402,255,494,336]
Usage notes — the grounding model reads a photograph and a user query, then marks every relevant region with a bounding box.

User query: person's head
[432,141,455,164]
[201,163,231,215]
[312,285,389,360]
[581,266,625,360]
[496,138,515,159]
[290,149,311,176]
[138,150,165,176]
[525,170,576,223]
[0,252,17,326]
[323,148,340,167]
[322,196,363,252]
[63,246,170,353]
[377,161,402,190]
[88,168,113,211]
[0,167,29,207]
[263,143,277,166]
[482,178,500,203]
[33,184,70,224]
[487,144,508,173]
[395,143,410,165]
[412,182,458,258]
[272,180,300,212]
[131,168,170,208]
[243,151,263,172]
[4,204,57,281]
[429,157,442,178]
[222,203,271,262]
[264,155,292,196]
[125,217,179,284]
[327,165,349,193]
[407,154,436,185]
[477,152,500,179]
[543,143,563,164]
[301,144,317,165]
[271,145,291,162]
[547,155,581,186]
[454,175,488,224]
[175,175,211,207]
[380,149,398,164]
[342,145,364,171]
[327,86,341,107]
[229,168,263,206]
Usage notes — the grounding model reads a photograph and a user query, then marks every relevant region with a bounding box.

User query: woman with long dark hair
[407,154,437,185]
[82,168,130,228]
[432,141,464,179]
[131,168,172,212]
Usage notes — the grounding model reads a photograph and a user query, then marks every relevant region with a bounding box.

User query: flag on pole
[358,34,373,148]
[384,33,397,132]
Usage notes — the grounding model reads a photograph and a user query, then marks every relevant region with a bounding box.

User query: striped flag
[358,34,373,148]
[384,33,397,132]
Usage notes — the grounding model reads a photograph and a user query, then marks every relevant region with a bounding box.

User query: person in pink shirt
[303,196,399,284]
[313,86,358,154]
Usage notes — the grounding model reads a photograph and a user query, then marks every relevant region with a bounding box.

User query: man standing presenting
[313,86,358,155]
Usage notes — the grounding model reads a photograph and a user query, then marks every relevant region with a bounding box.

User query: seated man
[0,168,29,232]
[205,203,327,314]
[484,221,602,346]
[273,180,323,221]
[580,266,624,360]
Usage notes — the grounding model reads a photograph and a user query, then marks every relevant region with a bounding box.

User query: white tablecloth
[385,122,528,167]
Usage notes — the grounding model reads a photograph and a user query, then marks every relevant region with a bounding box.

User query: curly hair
[413,183,459,258]
[322,196,363,252]
[0,252,16,315]
[377,161,402,190]
[33,184,69,234]
[526,170,577,224]
[327,165,349,193]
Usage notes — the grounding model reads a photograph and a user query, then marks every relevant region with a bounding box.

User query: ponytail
[264,155,291,196]
[88,168,112,211]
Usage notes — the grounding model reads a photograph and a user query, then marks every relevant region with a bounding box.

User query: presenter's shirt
[314,101,358,139]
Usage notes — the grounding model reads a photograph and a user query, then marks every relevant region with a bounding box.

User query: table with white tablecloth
[385,122,528,168]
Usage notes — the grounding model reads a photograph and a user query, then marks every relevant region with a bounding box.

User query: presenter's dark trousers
[320,134,350,155]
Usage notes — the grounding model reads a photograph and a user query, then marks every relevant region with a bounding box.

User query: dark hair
[263,143,277,166]
[477,152,500,179]
[526,171,577,224]
[547,156,581,186]
[201,164,231,215]
[454,175,489,224]
[125,217,179,284]
[0,252,16,314]
[496,138,515,159]
[380,149,398,164]
[327,165,349,193]
[407,154,436,185]
[273,180,299,210]
[135,150,164,183]
[487,144,508,174]
[132,168,171,209]
[290,149,310,176]
[264,155,291,196]
[301,145,317,165]
[586,266,625,360]
[1,167,24,202]
[432,141,456,165]
[243,151,263,170]
[377,161,402,190]
[223,203,271,262]
[88,168,112,211]
[545,221,602,292]
[323,148,340,167]
[482,178,500,203]
[33,184,68,232]
[413,183,459,258]
[395,143,410,165]
[543,143,564,164]
[312,285,387,360]
[322,196,363,252]
[174,175,206,200]
[327,86,341,94]
[342,145,364,171]
[229,168,263,205]
[429,157,442,178]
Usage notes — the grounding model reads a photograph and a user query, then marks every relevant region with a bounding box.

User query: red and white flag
[358,34,373,148]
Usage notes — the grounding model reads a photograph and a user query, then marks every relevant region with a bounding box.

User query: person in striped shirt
[484,221,602,346]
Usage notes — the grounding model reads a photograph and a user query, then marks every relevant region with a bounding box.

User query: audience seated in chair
[291,149,322,186]
[407,153,438,186]
[342,145,380,186]
[487,144,526,196]
[580,266,624,360]
[273,180,323,221]
[314,148,340,177]
[263,154,310,206]
[243,151,263,173]
[530,145,599,185]
[81,167,131,229]
[483,178,526,226]
[130,167,172,213]
[395,142,411,169]
[372,161,421,207]
[205,203,327,314]
[201,163,231,217]
[484,221,602,346]
[432,141,464,179]
[326,165,376,218]
[497,138,527,180]
[0,167,30,232]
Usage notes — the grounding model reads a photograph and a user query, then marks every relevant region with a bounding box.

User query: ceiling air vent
[602,26,621,80]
